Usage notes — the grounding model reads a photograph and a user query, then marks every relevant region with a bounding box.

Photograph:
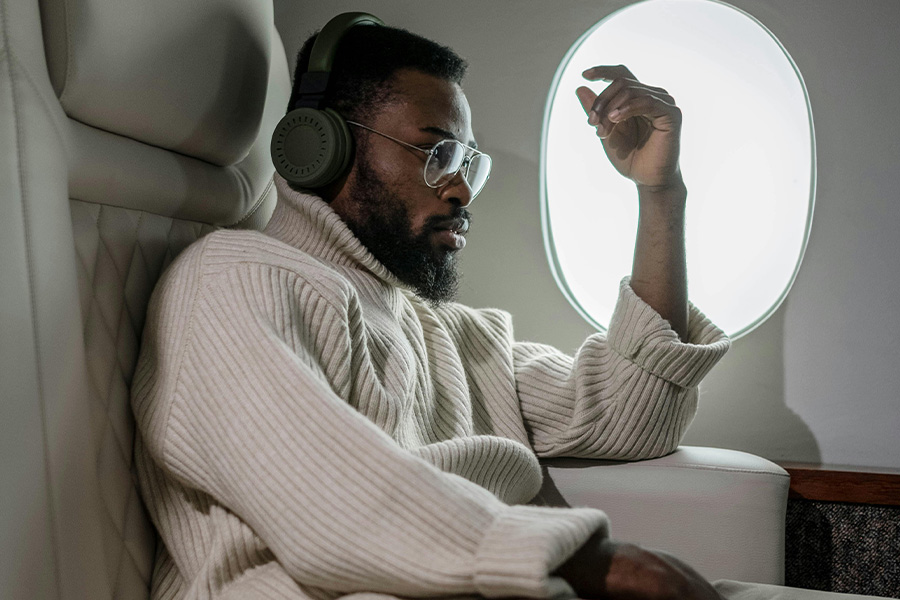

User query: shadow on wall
[682,299,822,464]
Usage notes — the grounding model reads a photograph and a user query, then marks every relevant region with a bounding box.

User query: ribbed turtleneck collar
[263,174,409,291]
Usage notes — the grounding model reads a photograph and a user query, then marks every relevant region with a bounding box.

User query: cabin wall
[274,0,900,470]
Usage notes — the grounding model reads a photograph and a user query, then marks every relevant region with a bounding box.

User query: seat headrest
[39,0,272,167]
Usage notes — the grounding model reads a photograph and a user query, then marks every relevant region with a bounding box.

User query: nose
[439,169,474,208]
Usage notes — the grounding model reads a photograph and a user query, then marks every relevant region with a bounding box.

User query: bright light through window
[541,0,815,338]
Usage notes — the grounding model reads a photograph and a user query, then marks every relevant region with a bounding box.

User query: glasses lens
[466,153,492,198]
[425,140,466,187]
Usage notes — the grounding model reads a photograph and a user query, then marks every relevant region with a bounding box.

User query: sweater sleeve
[152,266,607,599]
[515,278,730,460]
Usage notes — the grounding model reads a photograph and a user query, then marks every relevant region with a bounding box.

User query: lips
[432,217,469,236]
[432,217,469,250]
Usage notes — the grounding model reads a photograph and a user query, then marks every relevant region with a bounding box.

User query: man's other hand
[575,65,682,192]
[554,533,725,600]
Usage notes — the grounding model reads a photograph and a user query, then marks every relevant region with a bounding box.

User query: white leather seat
[539,447,790,584]
[0,0,289,597]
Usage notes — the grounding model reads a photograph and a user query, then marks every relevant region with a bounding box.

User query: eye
[430,141,456,170]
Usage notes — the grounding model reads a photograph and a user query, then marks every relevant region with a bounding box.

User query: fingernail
[588,110,599,125]
[608,108,621,121]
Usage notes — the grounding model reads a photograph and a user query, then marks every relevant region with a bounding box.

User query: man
[132,19,732,599]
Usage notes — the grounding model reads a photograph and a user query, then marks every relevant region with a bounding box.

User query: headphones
[271,12,384,188]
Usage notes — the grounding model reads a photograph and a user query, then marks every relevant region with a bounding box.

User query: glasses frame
[346,120,491,199]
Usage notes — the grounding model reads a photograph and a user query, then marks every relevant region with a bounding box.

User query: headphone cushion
[271,108,352,188]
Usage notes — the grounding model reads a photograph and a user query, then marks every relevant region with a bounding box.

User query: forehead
[375,69,473,143]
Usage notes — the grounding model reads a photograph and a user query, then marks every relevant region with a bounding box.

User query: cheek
[397,192,430,235]
[362,151,439,234]
[372,153,419,194]
[378,168,435,231]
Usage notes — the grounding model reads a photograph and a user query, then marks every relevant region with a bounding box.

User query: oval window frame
[540,0,816,339]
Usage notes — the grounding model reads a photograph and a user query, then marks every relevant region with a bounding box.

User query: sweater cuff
[473,505,608,599]
[607,277,731,389]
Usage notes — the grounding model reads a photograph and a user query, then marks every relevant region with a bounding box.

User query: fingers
[578,65,680,138]
[582,64,636,82]
[607,93,681,133]
[575,85,598,117]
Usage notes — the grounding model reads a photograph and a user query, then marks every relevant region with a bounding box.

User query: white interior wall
[274,0,900,469]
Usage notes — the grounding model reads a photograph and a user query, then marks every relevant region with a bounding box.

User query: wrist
[637,175,687,207]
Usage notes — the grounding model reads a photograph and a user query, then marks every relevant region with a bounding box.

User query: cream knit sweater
[131,175,730,600]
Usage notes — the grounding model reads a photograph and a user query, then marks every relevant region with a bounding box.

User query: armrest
[537,446,789,586]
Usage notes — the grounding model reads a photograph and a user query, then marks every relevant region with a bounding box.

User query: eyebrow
[421,126,478,150]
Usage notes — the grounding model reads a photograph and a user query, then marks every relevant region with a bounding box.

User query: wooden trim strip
[779,462,900,506]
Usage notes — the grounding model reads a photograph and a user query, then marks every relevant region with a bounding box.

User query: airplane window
[541,0,815,338]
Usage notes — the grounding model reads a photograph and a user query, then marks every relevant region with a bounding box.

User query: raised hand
[575,65,683,191]
[575,64,689,340]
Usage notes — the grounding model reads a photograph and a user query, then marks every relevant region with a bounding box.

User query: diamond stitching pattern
[71,199,215,597]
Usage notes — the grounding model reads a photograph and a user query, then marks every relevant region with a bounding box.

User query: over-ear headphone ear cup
[271,108,353,188]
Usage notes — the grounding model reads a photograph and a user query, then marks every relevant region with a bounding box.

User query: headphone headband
[293,12,384,110]
[309,12,384,73]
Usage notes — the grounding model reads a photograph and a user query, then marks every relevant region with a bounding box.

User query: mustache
[425,207,473,234]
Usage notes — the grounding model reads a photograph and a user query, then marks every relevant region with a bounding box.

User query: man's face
[332,69,477,305]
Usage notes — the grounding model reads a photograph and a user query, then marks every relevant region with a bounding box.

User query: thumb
[575,86,598,117]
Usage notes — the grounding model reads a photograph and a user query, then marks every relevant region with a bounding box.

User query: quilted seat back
[0,0,290,597]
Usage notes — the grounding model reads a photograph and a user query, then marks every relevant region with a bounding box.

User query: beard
[342,151,470,306]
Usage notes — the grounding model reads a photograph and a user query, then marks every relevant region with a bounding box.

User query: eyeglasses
[347,121,492,200]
